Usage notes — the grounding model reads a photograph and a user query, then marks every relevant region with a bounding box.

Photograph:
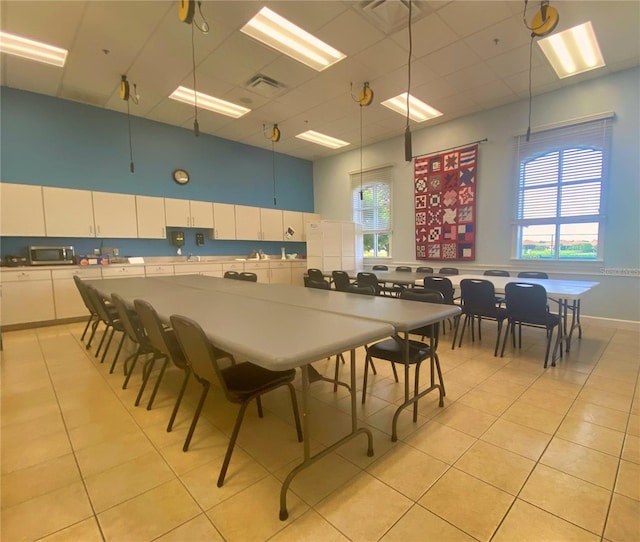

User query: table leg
[279,350,374,521]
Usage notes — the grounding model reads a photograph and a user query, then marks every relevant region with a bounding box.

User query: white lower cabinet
[0,269,55,325]
[244,261,270,283]
[101,266,146,278]
[268,261,291,284]
[290,261,306,286]
[51,267,103,319]
[145,265,174,276]
[174,263,222,277]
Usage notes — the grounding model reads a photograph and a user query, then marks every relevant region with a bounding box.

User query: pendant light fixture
[404,0,413,162]
[522,0,560,140]
[264,124,281,205]
[351,82,374,200]
[178,0,209,136]
[119,74,139,173]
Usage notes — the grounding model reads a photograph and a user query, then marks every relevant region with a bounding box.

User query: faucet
[187,253,193,262]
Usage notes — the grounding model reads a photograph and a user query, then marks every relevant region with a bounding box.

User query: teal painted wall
[0,87,313,258]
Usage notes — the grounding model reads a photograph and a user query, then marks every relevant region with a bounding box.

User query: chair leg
[109,333,127,373]
[86,319,100,349]
[167,369,191,432]
[493,321,503,357]
[217,401,251,487]
[286,382,303,442]
[433,353,445,397]
[413,362,421,421]
[333,353,344,392]
[134,354,157,406]
[80,315,93,341]
[183,378,210,451]
[146,357,169,410]
[390,362,399,383]
[101,327,118,364]
[451,314,462,349]
[122,349,141,389]
[95,324,109,358]
[500,321,512,357]
[361,354,371,404]
[256,396,264,418]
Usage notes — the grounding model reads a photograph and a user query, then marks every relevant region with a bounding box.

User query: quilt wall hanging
[414,144,478,261]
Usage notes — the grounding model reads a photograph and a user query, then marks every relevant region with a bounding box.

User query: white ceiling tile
[462,13,532,60]
[421,40,483,76]
[436,1,514,38]
[317,9,384,56]
[390,13,459,57]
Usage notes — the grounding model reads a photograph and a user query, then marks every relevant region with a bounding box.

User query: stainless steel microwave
[28,246,75,266]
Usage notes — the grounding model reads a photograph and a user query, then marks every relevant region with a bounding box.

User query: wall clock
[172,169,190,185]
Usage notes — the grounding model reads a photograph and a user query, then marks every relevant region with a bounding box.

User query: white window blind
[351,166,392,232]
[514,116,611,260]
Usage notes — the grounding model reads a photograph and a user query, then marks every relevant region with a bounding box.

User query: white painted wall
[313,67,640,321]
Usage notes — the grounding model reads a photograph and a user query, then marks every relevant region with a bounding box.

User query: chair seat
[222,362,296,398]
[367,337,433,365]
[509,312,559,328]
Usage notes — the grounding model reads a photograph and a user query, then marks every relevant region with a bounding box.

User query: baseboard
[581,315,640,332]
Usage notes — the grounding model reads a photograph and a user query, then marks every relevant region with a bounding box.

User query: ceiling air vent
[357,0,432,34]
[245,74,286,98]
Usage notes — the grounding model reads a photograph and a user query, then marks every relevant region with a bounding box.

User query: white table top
[159,275,461,332]
[88,278,394,371]
[415,274,599,300]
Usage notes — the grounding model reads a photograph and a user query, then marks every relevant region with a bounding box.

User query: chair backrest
[223,270,240,279]
[85,285,115,324]
[169,314,232,400]
[238,272,258,282]
[73,275,97,315]
[332,270,351,292]
[346,284,376,296]
[134,299,186,368]
[356,272,381,295]
[372,265,388,271]
[306,279,330,290]
[484,269,510,277]
[460,279,500,316]
[438,267,459,275]
[504,282,549,322]
[111,293,146,345]
[399,288,443,341]
[416,266,434,274]
[421,276,455,304]
[518,271,549,279]
[307,268,324,282]
[395,266,412,272]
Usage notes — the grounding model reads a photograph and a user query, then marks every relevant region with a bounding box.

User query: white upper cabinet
[92,191,138,238]
[189,200,214,228]
[282,211,304,241]
[211,202,236,240]
[164,198,213,228]
[0,183,46,236]
[260,208,284,241]
[43,186,95,237]
[136,195,166,239]
[235,205,261,240]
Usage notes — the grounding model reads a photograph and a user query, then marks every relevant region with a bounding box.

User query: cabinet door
[269,262,291,284]
[290,263,306,286]
[0,183,46,236]
[235,205,261,240]
[43,186,95,237]
[282,211,303,241]
[93,192,138,238]
[136,195,166,239]
[189,200,213,228]
[0,270,55,325]
[51,267,102,319]
[212,203,236,240]
[260,208,283,241]
[164,198,190,227]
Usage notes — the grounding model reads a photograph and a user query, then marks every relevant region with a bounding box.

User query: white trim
[514,111,615,137]
[581,315,640,333]
[348,162,395,176]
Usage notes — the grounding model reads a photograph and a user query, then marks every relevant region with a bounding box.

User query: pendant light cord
[359,103,364,200]
[272,140,277,206]
[526,34,534,141]
[191,23,199,136]
[406,0,412,131]
[127,99,134,173]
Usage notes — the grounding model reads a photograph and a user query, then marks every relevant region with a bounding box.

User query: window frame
[351,166,393,259]
[512,116,612,262]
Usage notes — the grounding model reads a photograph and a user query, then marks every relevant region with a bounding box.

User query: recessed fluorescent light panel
[0,31,67,67]
[381,93,443,123]
[241,7,346,72]
[537,21,605,78]
[295,130,349,149]
[169,86,251,118]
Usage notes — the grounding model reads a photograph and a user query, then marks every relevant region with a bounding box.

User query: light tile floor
[1,319,639,541]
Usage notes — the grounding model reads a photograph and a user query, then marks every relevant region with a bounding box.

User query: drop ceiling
[1,1,638,161]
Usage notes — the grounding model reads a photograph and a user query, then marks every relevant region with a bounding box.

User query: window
[351,166,392,258]
[514,116,611,260]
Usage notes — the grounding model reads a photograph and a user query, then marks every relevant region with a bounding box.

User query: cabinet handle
[162,227,165,238]
[214,228,218,239]
[187,216,190,226]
